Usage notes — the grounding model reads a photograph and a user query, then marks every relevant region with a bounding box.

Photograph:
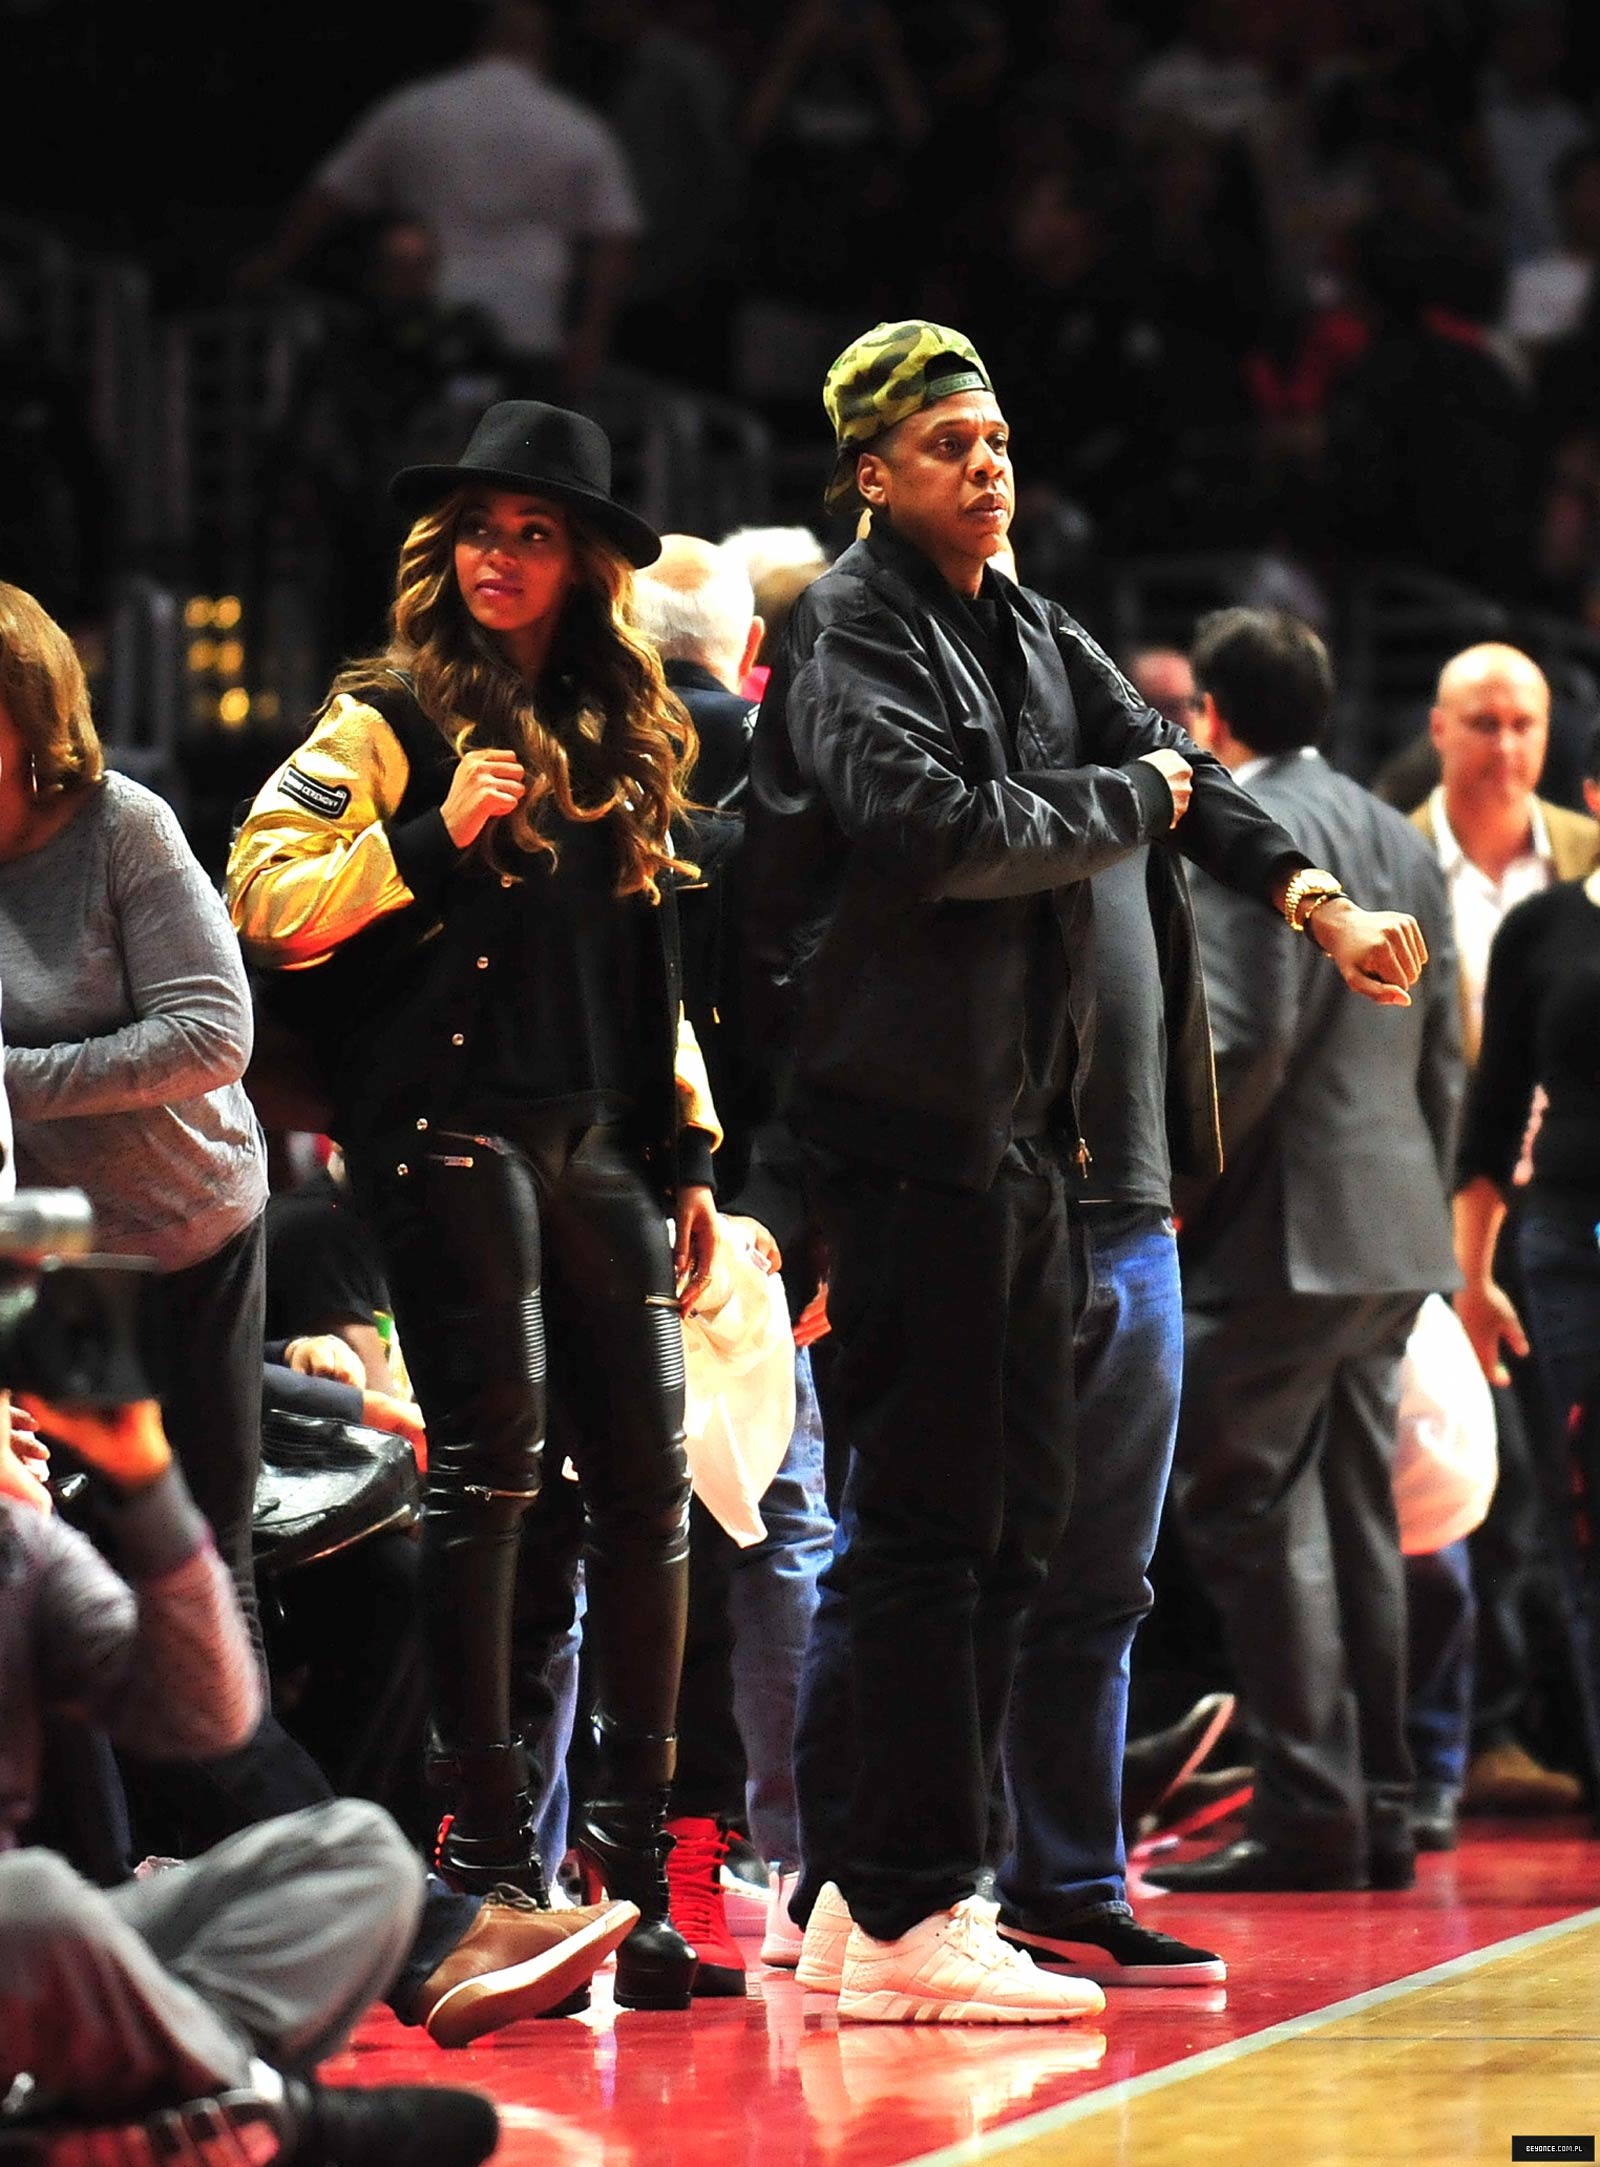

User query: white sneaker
[795,1880,854,1991]
[760,1866,805,1967]
[837,1895,1109,2024]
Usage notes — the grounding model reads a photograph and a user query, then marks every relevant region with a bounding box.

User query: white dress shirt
[1426,786,1554,1057]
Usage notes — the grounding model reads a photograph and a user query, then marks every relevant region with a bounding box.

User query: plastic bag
[680,1224,796,1546]
[1393,1293,1498,1556]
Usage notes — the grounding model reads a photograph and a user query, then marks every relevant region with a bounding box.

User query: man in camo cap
[744,317,1427,2022]
[820,320,993,514]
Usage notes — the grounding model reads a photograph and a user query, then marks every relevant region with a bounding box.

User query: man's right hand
[441,749,527,848]
[1138,747,1193,825]
[1454,1279,1530,1389]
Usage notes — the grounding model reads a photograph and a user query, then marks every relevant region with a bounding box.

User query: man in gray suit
[1144,608,1463,1895]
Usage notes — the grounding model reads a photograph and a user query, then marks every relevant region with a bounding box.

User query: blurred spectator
[1476,4,1590,269]
[1127,0,1277,142]
[1125,647,1205,736]
[0,278,116,640]
[736,0,931,397]
[1503,137,1600,356]
[1126,109,1275,348]
[579,0,746,391]
[719,524,831,697]
[1017,0,1147,140]
[237,0,641,397]
[1236,2,1378,316]
[897,3,1018,306]
[263,214,515,671]
[1320,208,1537,599]
[1528,250,1600,626]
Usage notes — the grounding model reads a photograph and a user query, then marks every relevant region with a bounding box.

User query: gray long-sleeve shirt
[0,1465,262,1848]
[0,774,267,1271]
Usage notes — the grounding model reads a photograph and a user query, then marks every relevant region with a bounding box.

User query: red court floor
[322,1819,1600,2167]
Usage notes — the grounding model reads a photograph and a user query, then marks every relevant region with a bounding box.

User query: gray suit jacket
[1176,753,1463,1304]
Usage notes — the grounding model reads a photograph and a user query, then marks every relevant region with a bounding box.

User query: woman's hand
[441,749,527,848]
[675,1185,723,1316]
[284,1334,366,1392]
[1454,1279,1530,1389]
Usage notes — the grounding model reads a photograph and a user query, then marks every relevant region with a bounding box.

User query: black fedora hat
[390,400,662,567]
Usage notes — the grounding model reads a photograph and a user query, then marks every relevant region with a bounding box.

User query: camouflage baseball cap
[822,319,993,509]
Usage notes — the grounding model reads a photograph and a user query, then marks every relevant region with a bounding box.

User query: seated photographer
[0,1383,499,2167]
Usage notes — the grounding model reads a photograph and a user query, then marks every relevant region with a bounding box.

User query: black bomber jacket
[744,520,1308,1191]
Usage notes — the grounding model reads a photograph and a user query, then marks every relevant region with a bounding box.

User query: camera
[0,1189,161,1407]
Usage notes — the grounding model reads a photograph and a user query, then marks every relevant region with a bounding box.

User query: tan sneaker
[837,1895,1109,2024]
[414,1885,640,2045]
[1461,1742,1583,1816]
[795,1880,854,1991]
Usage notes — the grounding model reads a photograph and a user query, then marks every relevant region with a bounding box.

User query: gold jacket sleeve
[226,695,420,966]
[674,1007,722,1152]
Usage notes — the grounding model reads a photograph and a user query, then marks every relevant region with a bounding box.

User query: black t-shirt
[1072,848,1172,1209]
[465,814,644,1130]
[263,1167,390,1341]
[952,576,1077,1140]
[1458,878,1600,1202]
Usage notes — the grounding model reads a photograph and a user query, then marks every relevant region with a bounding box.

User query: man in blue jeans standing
[790,838,1230,1987]
[994,841,1225,1982]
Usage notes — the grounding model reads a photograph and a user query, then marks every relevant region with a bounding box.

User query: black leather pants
[350,1118,691,1856]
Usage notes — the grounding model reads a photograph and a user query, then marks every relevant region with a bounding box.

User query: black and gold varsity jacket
[226,673,721,1193]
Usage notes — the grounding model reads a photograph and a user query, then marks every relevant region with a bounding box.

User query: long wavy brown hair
[331,491,698,900]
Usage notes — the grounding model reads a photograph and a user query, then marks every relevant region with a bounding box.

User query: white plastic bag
[680,1224,797,1547]
[1392,1293,1498,1556]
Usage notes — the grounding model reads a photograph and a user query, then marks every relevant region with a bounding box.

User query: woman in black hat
[227,401,723,2009]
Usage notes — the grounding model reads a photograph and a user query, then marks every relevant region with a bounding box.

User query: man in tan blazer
[1412,643,1600,1067]
[1412,641,1599,1823]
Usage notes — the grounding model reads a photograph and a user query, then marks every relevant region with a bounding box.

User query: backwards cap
[821,319,992,510]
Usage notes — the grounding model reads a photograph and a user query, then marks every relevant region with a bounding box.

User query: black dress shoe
[1122,1692,1238,1830]
[1409,1782,1460,1852]
[1140,1837,1366,1893]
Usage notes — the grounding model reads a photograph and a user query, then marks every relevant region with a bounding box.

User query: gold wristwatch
[1280,867,1346,934]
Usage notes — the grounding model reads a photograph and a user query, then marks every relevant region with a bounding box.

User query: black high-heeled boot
[429,1739,550,1902]
[573,1720,698,2009]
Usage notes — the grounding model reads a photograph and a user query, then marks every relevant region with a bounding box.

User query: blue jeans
[792,1202,1179,1926]
[1405,1539,1475,1788]
[528,1573,585,1874]
[729,1347,834,1862]
[1515,1196,1600,1783]
[998,1203,1183,1920]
